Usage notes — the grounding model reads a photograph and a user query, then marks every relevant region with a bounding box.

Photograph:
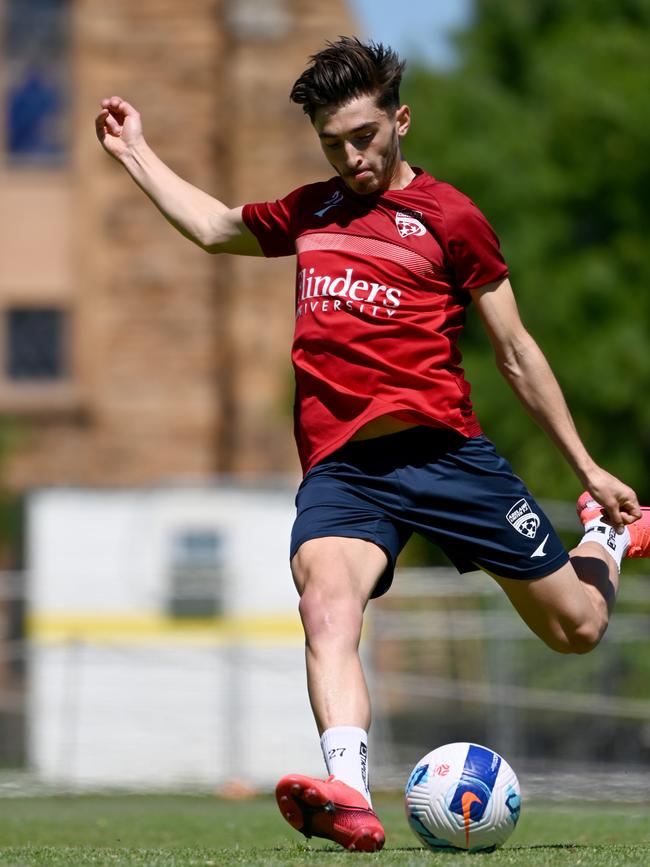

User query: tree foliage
[0,419,22,567]
[402,0,650,499]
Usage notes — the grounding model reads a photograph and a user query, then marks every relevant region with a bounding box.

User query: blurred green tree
[0,421,22,568]
[402,0,650,500]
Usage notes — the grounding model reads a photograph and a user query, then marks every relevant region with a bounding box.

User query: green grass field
[0,793,648,866]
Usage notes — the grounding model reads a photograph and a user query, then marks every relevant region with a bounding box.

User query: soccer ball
[404,742,521,853]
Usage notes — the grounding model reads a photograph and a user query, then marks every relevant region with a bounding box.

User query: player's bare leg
[291,536,386,732]
[491,553,616,654]
[491,494,650,653]
[275,536,387,851]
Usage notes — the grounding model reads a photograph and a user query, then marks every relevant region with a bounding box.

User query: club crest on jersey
[395,210,426,238]
[506,498,540,539]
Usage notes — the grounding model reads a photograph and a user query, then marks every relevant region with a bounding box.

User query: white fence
[19,485,324,790]
[370,566,650,801]
[0,488,647,799]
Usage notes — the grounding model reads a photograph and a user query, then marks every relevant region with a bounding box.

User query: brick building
[0,0,357,491]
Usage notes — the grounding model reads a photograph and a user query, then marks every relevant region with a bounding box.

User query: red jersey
[242,168,508,474]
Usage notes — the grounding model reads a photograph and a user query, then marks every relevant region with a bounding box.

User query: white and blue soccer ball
[405,742,521,853]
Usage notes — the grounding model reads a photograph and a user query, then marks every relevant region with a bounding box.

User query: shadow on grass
[380,843,649,853]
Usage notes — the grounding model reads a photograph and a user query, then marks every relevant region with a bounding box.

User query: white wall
[28,485,303,616]
[26,484,326,790]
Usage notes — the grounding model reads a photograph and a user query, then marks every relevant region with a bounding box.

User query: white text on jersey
[296,267,402,321]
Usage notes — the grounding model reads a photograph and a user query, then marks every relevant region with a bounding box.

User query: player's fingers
[594,495,623,533]
[115,98,137,116]
[104,112,122,135]
[602,503,623,533]
[102,96,138,120]
[94,109,109,138]
[606,496,640,533]
[102,95,125,110]
[619,494,641,525]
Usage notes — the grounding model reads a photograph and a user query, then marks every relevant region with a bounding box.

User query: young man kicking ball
[96,36,649,853]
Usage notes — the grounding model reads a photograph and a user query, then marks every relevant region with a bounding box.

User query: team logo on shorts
[506,498,540,538]
[395,210,426,238]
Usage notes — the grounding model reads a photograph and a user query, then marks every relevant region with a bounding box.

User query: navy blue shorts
[290,426,569,598]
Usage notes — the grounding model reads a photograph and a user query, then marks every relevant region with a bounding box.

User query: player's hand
[584,470,641,534]
[95,96,144,160]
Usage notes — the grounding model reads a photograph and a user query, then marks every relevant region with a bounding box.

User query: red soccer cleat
[577,492,650,558]
[576,492,605,526]
[275,773,385,852]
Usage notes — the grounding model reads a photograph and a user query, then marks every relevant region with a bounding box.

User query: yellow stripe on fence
[26,612,305,645]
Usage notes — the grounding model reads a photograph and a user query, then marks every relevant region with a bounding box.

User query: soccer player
[96,37,649,852]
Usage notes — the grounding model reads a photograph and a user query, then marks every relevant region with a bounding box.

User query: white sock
[578,517,630,571]
[320,726,371,805]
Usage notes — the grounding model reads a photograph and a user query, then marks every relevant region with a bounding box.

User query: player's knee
[567,623,604,654]
[545,620,604,655]
[298,585,363,648]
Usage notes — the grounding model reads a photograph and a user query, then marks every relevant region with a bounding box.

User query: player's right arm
[95,96,262,256]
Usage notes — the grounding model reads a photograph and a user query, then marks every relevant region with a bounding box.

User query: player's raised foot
[626,506,650,558]
[576,491,605,526]
[275,773,385,852]
[577,492,650,558]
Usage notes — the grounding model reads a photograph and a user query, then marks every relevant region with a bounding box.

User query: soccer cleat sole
[276,775,385,852]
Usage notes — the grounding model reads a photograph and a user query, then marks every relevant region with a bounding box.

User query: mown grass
[0,793,647,866]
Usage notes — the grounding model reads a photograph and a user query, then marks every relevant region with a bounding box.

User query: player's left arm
[472,277,640,531]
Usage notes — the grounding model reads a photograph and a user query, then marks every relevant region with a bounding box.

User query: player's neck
[388,160,416,191]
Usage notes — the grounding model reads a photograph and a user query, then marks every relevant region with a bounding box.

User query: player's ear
[395,104,411,138]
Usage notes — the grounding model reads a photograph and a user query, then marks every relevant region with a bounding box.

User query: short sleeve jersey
[242,168,508,474]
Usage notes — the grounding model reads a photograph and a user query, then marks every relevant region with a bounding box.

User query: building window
[226,0,290,40]
[4,0,71,164]
[5,307,67,381]
[167,529,226,618]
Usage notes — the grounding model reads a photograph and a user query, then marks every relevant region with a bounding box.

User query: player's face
[313,94,411,195]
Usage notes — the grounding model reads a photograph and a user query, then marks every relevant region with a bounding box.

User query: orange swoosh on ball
[461,790,482,849]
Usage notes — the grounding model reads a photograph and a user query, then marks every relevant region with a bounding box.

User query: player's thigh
[490,561,603,653]
[291,535,388,607]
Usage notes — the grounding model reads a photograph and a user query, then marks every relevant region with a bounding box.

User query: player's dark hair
[290,36,406,121]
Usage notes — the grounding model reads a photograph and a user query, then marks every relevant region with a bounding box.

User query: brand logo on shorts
[531,533,549,558]
[395,210,426,238]
[506,498,540,539]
